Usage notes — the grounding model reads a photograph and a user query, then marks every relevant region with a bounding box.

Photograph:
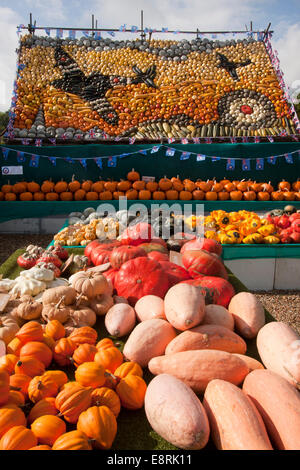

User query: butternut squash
[256,321,300,388]
[104,304,136,338]
[165,325,247,355]
[233,354,264,372]
[145,374,210,450]
[148,350,249,393]
[123,319,177,368]
[203,379,273,450]
[228,292,265,338]
[243,369,300,450]
[164,284,205,331]
[203,304,234,331]
[134,295,166,322]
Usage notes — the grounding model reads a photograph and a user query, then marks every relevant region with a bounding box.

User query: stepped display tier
[7,34,299,143]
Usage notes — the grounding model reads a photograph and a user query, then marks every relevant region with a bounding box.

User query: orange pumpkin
[243,190,256,201]
[104,181,117,192]
[218,191,230,201]
[43,371,68,389]
[283,191,295,201]
[20,192,33,201]
[5,390,25,408]
[16,321,44,344]
[52,430,92,450]
[14,357,45,378]
[278,180,291,191]
[68,175,81,192]
[33,191,45,201]
[113,191,125,200]
[5,193,17,201]
[138,189,151,200]
[205,191,218,201]
[9,374,31,398]
[236,181,248,192]
[91,387,121,417]
[250,182,263,193]
[28,375,59,403]
[153,190,166,200]
[114,361,143,380]
[77,405,117,450]
[12,182,27,194]
[212,182,224,193]
[1,183,12,193]
[230,190,243,201]
[86,191,99,200]
[0,355,18,375]
[146,181,158,192]
[41,180,55,193]
[198,180,212,192]
[96,338,114,351]
[0,371,10,406]
[45,320,65,341]
[81,180,93,192]
[292,180,300,191]
[74,189,86,201]
[94,347,123,373]
[172,178,184,192]
[92,181,104,193]
[179,190,192,201]
[54,179,68,193]
[29,445,52,450]
[261,182,274,193]
[75,362,106,388]
[55,383,93,424]
[116,375,147,410]
[166,189,179,200]
[20,341,53,368]
[159,177,172,191]
[132,180,146,191]
[27,397,58,424]
[31,415,66,446]
[192,189,205,200]
[0,425,37,450]
[126,189,138,200]
[99,191,112,200]
[127,169,140,182]
[53,338,76,367]
[43,334,56,351]
[118,180,131,192]
[45,192,59,201]
[184,180,196,192]
[0,406,26,438]
[69,327,98,346]
[7,338,22,356]
[271,190,284,201]
[0,191,4,201]
[60,191,73,201]
[257,191,270,201]
[72,344,98,367]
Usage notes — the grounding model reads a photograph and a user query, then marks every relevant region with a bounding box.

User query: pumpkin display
[53,337,76,367]
[27,397,58,424]
[52,430,92,450]
[77,405,117,450]
[14,357,45,378]
[114,362,143,380]
[72,344,98,367]
[0,355,19,375]
[19,341,53,368]
[0,406,27,438]
[69,326,98,346]
[75,362,106,388]
[45,320,65,341]
[31,415,66,446]
[43,370,68,389]
[15,321,44,344]
[94,347,123,374]
[91,387,121,418]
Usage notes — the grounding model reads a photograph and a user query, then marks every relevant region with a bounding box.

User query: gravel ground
[0,233,299,334]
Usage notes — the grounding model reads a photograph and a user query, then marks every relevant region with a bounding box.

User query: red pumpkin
[182,250,228,280]
[102,268,118,288]
[138,243,168,254]
[85,240,121,263]
[114,257,169,305]
[180,238,223,257]
[159,261,191,287]
[120,223,154,247]
[109,246,147,270]
[147,252,169,262]
[180,276,235,308]
[149,238,168,249]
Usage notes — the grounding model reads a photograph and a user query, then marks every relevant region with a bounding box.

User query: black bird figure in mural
[216,53,251,81]
[51,46,158,125]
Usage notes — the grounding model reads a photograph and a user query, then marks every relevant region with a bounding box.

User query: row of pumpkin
[1,171,300,201]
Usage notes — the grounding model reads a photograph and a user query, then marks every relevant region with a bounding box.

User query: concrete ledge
[274,259,300,290]
[225,259,275,291]
[0,216,67,234]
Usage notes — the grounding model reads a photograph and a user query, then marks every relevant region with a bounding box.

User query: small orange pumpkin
[205,191,218,201]
[127,169,140,182]
[33,192,45,201]
[117,180,131,192]
[0,355,18,375]
[41,179,55,193]
[45,320,65,341]
[81,180,93,192]
[14,357,45,378]
[153,190,166,200]
[86,191,99,200]
[52,430,92,450]
[146,181,158,192]
[68,175,81,192]
[72,344,98,367]
[45,192,59,201]
[271,190,284,201]
[257,190,270,201]
[94,347,123,373]
[159,177,172,191]
[218,191,230,201]
[0,371,10,406]
[5,192,17,201]
[27,397,58,425]
[20,192,33,201]
[55,383,93,424]
[53,338,76,367]
[116,375,147,410]
[132,180,146,191]
[125,189,138,200]
[20,341,53,368]
[16,321,44,344]
[74,189,86,201]
[77,405,117,450]
[114,361,143,380]
[69,327,98,346]
[75,362,106,388]
[138,189,151,200]
[91,387,121,417]
[6,338,22,356]
[31,415,66,446]
[0,406,26,438]
[91,181,104,193]
[9,374,31,398]
[99,191,112,200]
[230,190,243,201]
[54,179,68,193]
[43,371,68,389]
[28,375,59,403]
[96,338,114,351]
[0,425,37,450]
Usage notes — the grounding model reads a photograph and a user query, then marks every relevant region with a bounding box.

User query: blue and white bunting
[131,26,138,33]
[138,149,148,156]
[256,158,264,170]
[108,31,115,37]
[45,28,51,36]
[2,148,9,161]
[119,25,126,32]
[180,152,191,160]
[107,156,117,167]
[165,148,175,157]
[196,154,206,161]
[80,158,87,168]
[285,153,293,164]
[69,30,76,39]
[16,151,26,163]
[65,157,75,164]
[226,159,235,170]
[56,29,63,38]
[151,145,160,153]
[82,31,90,38]
[94,158,103,170]
[48,157,56,166]
[242,159,251,171]
[267,156,277,164]
[29,155,39,168]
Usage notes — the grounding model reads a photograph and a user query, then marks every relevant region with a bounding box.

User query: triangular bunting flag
[16,151,26,163]
[267,156,277,165]
[285,153,293,164]
[107,156,117,167]
[226,159,235,170]
[180,152,191,160]
[196,154,206,162]
[138,149,148,156]
[65,157,75,164]
[94,158,102,169]
[181,138,189,145]
[256,158,264,170]
[151,145,160,153]
[1,148,9,160]
[242,159,251,171]
[29,155,40,168]
[48,157,56,166]
[165,148,175,157]
[80,158,87,168]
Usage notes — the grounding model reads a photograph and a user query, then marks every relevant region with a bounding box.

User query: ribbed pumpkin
[94,347,123,374]
[20,341,53,368]
[72,344,98,367]
[55,383,93,424]
[45,320,65,341]
[54,179,68,193]
[1,182,12,193]
[116,375,147,410]
[72,272,108,299]
[5,390,25,407]
[5,192,17,201]
[33,192,45,201]
[77,405,117,450]
[138,189,151,200]
[0,371,9,406]
[114,361,143,380]
[16,321,44,344]
[43,334,56,352]
[75,362,106,388]
[60,191,73,201]
[31,415,66,446]
[9,374,31,398]
[69,327,98,346]
[43,370,68,389]
[45,192,59,201]
[81,180,92,192]
[127,169,140,182]
[68,175,81,193]
[52,430,92,450]
[96,338,114,351]
[28,375,59,403]
[0,425,37,450]
[0,406,26,438]
[41,179,55,193]
[91,387,121,418]
[103,370,118,390]
[6,338,22,356]
[74,189,86,201]
[20,192,33,201]
[0,355,18,375]
[53,337,76,367]
[27,397,58,425]
[92,180,104,193]
[14,357,45,378]
[12,182,27,194]
[29,445,52,450]
[158,177,172,191]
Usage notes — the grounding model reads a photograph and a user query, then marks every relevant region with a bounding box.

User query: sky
[0,0,299,111]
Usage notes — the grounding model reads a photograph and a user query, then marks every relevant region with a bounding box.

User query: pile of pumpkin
[0,321,147,450]
[2,171,300,202]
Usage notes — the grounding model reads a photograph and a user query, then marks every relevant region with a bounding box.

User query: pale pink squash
[256,321,300,387]
[203,304,234,331]
[233,354,264,372]
[123,319,177,368]
[148,350,249,393]
[164,284,205,331]
[145,374,210,450]
[228,292,265,339]
[104,304,136,338]
[165,325,247,355]
[243,369,300,450]
[203,379,273,450]
[134,295,166,322]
